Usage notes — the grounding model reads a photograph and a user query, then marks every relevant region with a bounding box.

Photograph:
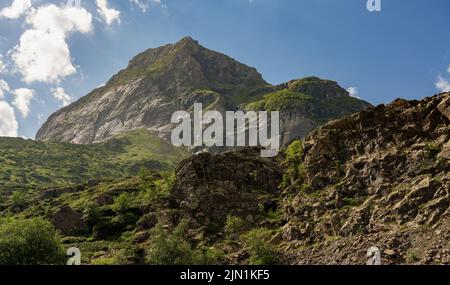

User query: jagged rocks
[280,93,450,263]
[172,148,282,229]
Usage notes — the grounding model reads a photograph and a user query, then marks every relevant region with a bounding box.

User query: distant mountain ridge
[36,37,372,147]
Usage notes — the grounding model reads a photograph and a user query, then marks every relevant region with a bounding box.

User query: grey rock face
[36,37,371,148]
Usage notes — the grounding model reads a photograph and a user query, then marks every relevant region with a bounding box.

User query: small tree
[0,218,65,265]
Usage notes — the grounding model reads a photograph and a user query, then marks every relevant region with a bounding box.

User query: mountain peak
[104,36,266,90]
[176,36,200,46]
[36,39,370,146]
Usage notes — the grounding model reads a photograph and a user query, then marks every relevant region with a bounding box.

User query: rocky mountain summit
[36,37,371,148]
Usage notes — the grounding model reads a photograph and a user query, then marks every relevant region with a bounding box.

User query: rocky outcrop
[36,38,370,149]
[51,206,88,235]
[173,148,282,229]
[280,93,450,264]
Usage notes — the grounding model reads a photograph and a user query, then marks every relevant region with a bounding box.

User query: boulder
[51,205,88,235]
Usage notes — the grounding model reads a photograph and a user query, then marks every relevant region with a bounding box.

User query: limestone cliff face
[36,37,371,147]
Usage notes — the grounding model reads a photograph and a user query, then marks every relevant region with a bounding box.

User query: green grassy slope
[0,129,187,194]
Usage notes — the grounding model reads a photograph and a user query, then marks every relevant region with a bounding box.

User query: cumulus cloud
[346,86,360,99]
[12,87,34,118]
[96,0,120,26]
[0,101,19,137]
[0,0,32,19]
[51,87,72,107]
[10,4,93,83]
[436,75,450,93]
[0,79,10,99]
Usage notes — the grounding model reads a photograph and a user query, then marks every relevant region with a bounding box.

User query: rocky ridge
[280,92,450,264]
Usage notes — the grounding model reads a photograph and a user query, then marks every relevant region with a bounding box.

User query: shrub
[91,250,128,265]
[285,140,303,163]
[241,228,277,265]
[224,215,246,237]
[0,218,65,265]
[112,192,131,214]
[280,140,306,189]
[82,202,102,225]
[146,219,216,265]
[141,171,176,201]
[139,168,154,192]
[11,191,26,206]
[426,143,441,158]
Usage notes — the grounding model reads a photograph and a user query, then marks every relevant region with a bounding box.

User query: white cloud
[436,75,450,93]
[96,0,120,26]
[0,54,6,73]
[346,86,360,99]
[12,87,34,118]
[129,0,150,12]
[128,0,163,13]
[10,4,93,83]
[0,79,10,99]
[0,0,32,20]
[51,87,72,107]
[447,65,450,74]
[0,101,19,137]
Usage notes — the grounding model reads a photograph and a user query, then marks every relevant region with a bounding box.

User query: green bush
[280,140,306,189]
[426,143,441,158]
[91,250,129,265]
[11,191,26,206]
[139,168,154,192]
[140,171,176,201]
[224,215,246,237]
[82,202,102,225]
[112,192,131,214]
[0,218,65,265]
[146,219,216,265]
[285,140,303,163]
[241,228,277,265]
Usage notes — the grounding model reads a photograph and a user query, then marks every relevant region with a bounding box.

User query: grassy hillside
[0,129,188,194]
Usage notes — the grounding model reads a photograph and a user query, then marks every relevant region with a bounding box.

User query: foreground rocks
[280,92,450,264]
[173,147,282,230]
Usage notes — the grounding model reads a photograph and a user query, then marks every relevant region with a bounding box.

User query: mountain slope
[9,92,448,265]
[36,37,270,144]
[0,129,187,195]
[246,77,372,146]
[36,37,371,147]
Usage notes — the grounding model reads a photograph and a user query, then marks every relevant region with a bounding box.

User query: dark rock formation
[281,92,450,264]
[173,147,282,228]
[51,206,88,235]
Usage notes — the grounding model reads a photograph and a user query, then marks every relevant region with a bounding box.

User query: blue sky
[0,0,450,139]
